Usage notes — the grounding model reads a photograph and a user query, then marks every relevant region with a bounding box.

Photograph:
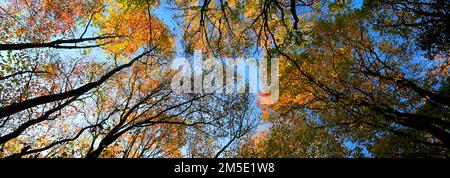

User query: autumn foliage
[0,0,449,158]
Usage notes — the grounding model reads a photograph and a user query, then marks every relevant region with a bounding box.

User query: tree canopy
[0,0,449,158]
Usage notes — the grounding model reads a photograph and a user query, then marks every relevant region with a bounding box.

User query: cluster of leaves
[0,0,100,43]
